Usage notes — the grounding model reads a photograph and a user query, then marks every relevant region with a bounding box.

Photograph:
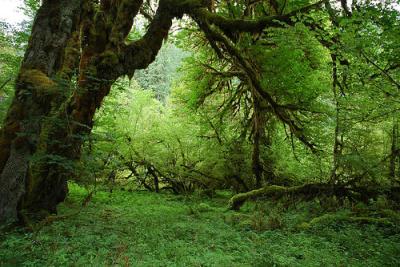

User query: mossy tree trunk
[329,54,344,183]
[0,0,82,222]
[251,90,265,189]
[0,0,211,223]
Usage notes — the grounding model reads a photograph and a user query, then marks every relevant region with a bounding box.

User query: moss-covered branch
[228,184,333,210]
[120,0,209,76]
[229,183,400,211]
[191,1,324,34]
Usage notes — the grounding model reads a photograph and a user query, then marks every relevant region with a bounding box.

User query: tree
[0,0,214,222]
[4,0,385,223]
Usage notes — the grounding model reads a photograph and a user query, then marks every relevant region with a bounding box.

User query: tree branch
[361,52,400,90]
[120,0,209,76]
[191,1,324,34]
[194,20,317,151]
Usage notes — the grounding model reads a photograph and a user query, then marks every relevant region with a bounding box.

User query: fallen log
[228,184,334,210]
[228,183,400,211]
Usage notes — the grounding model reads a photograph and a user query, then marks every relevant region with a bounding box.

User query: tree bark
[0,0,82,223]
[330,54,344,183]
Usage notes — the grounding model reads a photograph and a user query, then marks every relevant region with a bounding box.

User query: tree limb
[191,1,324,34]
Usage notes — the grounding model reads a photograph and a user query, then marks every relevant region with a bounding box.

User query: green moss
[19,69,59,99]
[301,213,394,229]
[20,69,55,90]
[100,49,120,66]
[297,222,311,230]
[228,185,290,210]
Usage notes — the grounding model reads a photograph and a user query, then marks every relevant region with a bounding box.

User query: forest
[0,0,399,265]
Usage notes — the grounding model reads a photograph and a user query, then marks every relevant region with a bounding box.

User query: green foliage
[0,1,36,123]
[81,76,249,192]
[1,184,399,266]
[0,23,21,122]
[1,0,400,264]
[135,43,188,102]
[73,0,400,193]
[258,23,331,106]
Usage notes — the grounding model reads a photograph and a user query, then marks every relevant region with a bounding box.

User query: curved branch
[120,0,209,76]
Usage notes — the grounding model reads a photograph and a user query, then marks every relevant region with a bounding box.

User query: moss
[297,222,311,230]
[2,186,400,266]
[380,209,400,221]
[26,160,43,197]
[300,213,394,229]
[223,213,251,225]
[18,69,59,99]
[228,185,289,210]
[20,69,55,90]
[197,202,213,212]
[59,32,80,79]
[238,218,253,229]
[100,49,120,67]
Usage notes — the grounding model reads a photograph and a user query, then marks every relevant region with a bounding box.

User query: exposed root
[20,190,95,233]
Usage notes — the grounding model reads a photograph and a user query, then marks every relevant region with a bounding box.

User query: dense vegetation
[1,184,400,266]
[0,0,399,265]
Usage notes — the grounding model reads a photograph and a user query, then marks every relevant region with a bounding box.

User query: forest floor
[1,183,400,266]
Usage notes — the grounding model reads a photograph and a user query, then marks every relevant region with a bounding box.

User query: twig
[0,77,12,92]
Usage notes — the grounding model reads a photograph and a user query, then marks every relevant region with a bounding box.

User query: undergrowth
[1,183,399,266]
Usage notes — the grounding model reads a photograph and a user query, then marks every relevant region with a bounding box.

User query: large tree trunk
[1,0,208,223]
[0,0,81,223]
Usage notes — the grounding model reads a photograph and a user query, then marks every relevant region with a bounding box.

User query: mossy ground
[1,183,399,266]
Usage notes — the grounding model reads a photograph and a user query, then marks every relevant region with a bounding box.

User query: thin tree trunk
[251,90,264,188]
[389,118,398,179]
[263,120,276,184]
[148,167,160,193]
[330,54,343,183]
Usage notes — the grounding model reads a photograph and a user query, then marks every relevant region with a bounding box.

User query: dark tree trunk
[148,167,160,193]
[251,91,264,189]
[0,0,81,223]
[263,119,276,184]
[389,118,398,180]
